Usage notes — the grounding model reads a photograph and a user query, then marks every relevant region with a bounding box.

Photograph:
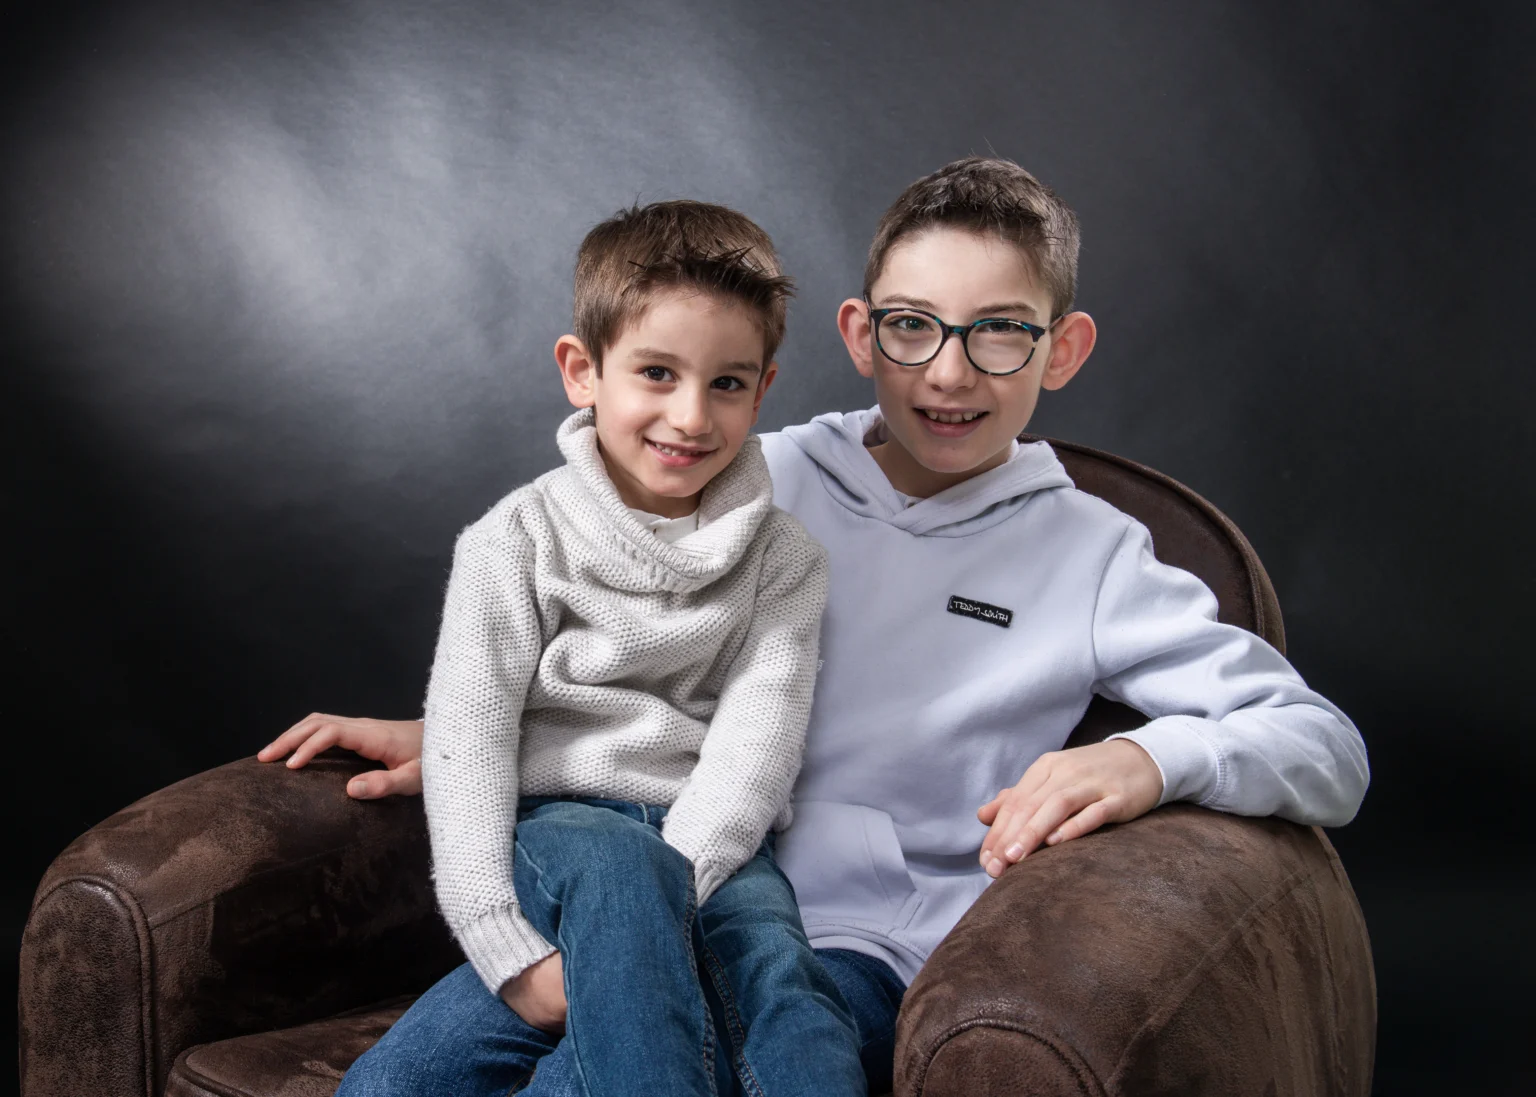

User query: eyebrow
[876,295,1040,321]
[629,346,763,374]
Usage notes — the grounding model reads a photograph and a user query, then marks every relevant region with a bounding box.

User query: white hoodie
[761,408,1370,984]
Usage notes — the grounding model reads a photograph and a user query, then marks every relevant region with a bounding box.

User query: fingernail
[989,858,1004,877]
[1005,843,1024,860]
[1047,831,1062,845]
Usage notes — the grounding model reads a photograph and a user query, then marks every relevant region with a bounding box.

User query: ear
[750,360,780,425]
[836,298,876,379]
[1040,311,1097,392]
[554,335,599,408]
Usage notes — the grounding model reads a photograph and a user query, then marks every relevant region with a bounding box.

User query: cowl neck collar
[548,408,775,592]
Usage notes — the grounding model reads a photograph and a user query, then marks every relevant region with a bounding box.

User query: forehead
[872,228,1048,316]
[609,289,768,360]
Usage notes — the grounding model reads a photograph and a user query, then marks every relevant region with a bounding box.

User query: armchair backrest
[1028,436,1287,748]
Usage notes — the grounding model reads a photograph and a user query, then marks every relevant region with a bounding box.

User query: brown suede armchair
[19,439,1377,1097]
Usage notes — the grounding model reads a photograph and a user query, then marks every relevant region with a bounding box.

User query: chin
[909,438,992,470]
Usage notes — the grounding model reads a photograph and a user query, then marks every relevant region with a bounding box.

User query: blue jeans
[337,797,887,1096]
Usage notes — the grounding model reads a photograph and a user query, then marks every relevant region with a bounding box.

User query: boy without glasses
[273,159,1367,1093]
[331,200,865,1097]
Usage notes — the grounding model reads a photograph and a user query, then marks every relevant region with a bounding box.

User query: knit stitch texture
[422,408,829,994]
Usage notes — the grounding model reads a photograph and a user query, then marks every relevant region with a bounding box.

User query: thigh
[695,838,806,942]
[697,845,863,1078]
[335,961,559,1097]
[813,949,906,1095]
[696,841,835,1010]
[513,799,692,943]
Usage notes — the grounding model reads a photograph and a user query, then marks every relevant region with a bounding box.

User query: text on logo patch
[946,595,1013,628]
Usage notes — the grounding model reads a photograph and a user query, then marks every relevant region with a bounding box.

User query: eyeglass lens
[875,310,1036,374]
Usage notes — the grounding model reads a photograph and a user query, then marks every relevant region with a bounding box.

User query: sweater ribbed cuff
[1108,715,1222,807]
[455,903,558,995]
[662,823,741,908]
[693,859,732,907]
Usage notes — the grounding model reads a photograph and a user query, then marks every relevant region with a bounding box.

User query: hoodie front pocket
[775,801,922,931]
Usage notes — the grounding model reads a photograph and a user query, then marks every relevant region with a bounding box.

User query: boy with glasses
[267,158,1368,1093]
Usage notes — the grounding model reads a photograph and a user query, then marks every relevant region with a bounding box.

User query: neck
[867,437,1011,498]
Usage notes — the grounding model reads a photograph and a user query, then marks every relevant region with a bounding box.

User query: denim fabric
[812,949,906,1096]
[333,959,559,1097]
[337,797,866,1097]
[532,945,906,1097]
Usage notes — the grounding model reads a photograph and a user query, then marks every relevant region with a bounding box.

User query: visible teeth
[652,443,698,456]
[923,410,981,423]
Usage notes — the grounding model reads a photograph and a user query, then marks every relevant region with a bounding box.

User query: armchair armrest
[894,804,1376,1097]
[19,752,460,1097]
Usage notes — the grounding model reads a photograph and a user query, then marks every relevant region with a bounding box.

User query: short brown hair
[574,200,794,370]
[864,158,1080,319]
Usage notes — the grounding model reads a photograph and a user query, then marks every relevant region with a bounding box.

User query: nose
[923,332,978,392]
[668,385,713,437]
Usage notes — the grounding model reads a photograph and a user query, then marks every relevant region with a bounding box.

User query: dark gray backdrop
[7,2,1533,1094]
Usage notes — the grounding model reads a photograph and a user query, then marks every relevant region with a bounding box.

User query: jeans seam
[700,944,766,1097]
[512,829,587,1097]
[514,799,710,1097]
[680,880,721,1097]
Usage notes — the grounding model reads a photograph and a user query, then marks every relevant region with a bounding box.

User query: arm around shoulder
[1092,519,1370,827]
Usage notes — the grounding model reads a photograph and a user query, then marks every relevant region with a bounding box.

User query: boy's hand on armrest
[976,739,1163,878]
[499,952,567,1034]
[258,714,426,799]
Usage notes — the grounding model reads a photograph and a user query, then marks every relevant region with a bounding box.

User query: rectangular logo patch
[946,595,1013,628]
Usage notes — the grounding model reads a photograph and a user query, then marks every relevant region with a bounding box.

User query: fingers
[347,759,423,800]
[976,790,1005,824]
[977,741,1167,877]
[1044,798,1115,847]
[286,723,344,768]
[982,786,1084,876]
[257,713,341,763]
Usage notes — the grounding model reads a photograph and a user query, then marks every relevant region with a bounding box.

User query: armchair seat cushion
[162,1001,898,1097]
[164,1000,411,1097]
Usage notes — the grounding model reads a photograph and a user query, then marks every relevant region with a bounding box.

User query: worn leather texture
[895,804,1376,1096]
[18,440,1376,1097]
[19,752,461,1097]
[163,1001,411,1097]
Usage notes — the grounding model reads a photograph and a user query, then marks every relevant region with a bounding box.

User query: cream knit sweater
[421,408,829,994]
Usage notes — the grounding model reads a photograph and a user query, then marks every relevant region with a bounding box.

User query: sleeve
[661,521,830,905]
[1092,519,1371,827]
[421,523,557,994]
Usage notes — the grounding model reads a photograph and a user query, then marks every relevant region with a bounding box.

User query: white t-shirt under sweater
[422,408,829,994]
[627,506,700,543]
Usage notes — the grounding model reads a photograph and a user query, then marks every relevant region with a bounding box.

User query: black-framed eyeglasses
[866,302,1051,376]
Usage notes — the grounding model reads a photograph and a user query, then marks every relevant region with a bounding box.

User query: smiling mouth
[920,409,988,424]
[647,440,713,457]
[645,439,717,467]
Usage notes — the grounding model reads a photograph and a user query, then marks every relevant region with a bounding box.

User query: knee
[335,1044,407,1097]
[701,857,802,930]
[518,803,690,902]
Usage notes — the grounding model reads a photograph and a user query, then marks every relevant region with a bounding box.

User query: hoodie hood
[776,407,1073,537]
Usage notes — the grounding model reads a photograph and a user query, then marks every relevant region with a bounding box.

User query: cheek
[992,382,1041,428]
[717,395,759,433]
